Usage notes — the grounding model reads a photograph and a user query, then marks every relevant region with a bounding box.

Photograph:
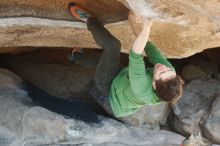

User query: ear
[181,78,185,84]
[178,75,184,85]
[152,80,156,90]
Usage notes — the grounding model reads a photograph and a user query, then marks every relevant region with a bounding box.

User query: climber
[69,3,184,119]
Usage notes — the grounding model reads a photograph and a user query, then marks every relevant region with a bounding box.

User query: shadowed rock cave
[0,46,220,145]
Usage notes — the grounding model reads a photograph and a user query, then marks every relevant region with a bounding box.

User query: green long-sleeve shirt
[109,42,175,117]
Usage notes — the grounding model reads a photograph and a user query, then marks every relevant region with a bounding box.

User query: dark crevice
[0,47,220,125]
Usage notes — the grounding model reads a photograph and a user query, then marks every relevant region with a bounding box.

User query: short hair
[155,75,183,103]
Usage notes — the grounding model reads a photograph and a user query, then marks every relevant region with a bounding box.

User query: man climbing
[69,3,184,120]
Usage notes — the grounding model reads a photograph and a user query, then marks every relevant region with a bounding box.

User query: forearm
[131,24,151,55]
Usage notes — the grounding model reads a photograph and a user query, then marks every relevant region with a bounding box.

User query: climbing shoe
[67,48,84,64]
[69,2,91,22]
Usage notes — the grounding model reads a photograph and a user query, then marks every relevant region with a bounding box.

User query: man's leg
[87,17,121,96]
[69,3,120,115]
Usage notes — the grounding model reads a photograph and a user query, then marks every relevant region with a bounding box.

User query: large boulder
[181,58,219,81]
[4,49,96,100]
[202,95,220,144]
[0,68,33,146]
[119,102,170,129]
[172,79,220,138]
[119,0,220,58]
[0,0,132,54]
[0,67,185,146]
[0,0,219,58]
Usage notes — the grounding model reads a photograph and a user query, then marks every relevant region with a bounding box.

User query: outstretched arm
[128,12,174,71]
[131,17,153,55]
[128,13,155,102]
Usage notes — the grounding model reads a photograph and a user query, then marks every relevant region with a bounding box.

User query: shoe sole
[69,3,90,22]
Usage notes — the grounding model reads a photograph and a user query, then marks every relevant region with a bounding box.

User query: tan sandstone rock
[0,0,220,58]
[119,0,220,58]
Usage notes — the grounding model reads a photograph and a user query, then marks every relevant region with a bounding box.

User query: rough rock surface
[202,95,220,144]
[0,68,33,146]
[0,0,132,54]
[181,59,219,81]
[205,47,220,65]
[0,18,135,55]
[182,64,208,81]
[0,0,129,23]
[0,67,185,146]
[0,0,220,58]
[121,0,220,58]
[4,49,96,100]
[119,102,170,128]
[172,79,220,137]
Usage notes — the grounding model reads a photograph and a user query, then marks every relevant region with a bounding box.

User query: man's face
[152,63,176,89]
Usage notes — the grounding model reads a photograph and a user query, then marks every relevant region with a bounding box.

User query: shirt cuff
[146,41,154,48]
[130,49,143,59]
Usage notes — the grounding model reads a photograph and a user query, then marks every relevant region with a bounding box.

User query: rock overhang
[0,0,220,58]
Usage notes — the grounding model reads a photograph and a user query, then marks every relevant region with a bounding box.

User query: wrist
[139,28,150,40]
[142,20,153,31]
[142,25,151,32]
[132,48,143,55]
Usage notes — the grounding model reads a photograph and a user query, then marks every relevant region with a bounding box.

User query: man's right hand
[128,11,154,36]
[130,13,153,55]
[128,11,142,36]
